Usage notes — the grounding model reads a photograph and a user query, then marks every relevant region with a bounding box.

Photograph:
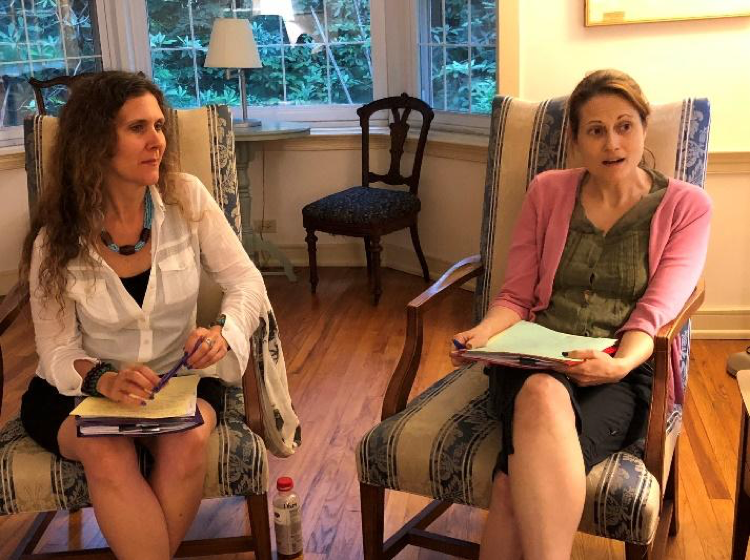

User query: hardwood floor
[0,267,747,559]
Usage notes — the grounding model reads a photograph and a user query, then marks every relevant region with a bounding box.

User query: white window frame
[1,0,502,145]
[384,0,496,135]
[0,0,118,146]
[127,0,388,127]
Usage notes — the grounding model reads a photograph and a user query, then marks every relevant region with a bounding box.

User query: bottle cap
[277,476,294,491]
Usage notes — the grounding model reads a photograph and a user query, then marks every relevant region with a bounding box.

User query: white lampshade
[205,18,262,69]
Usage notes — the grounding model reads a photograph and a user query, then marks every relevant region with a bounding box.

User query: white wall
[0,167,29,293]
[517,2,750,152]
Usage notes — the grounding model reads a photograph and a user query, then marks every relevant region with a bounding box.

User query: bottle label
[274,504,303,556]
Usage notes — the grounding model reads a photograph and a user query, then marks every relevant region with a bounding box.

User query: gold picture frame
[585,0,750,26]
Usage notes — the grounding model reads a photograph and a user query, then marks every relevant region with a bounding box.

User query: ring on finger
[204,337,215,349]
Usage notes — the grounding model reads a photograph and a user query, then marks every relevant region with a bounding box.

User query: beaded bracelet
[81,361,115,397]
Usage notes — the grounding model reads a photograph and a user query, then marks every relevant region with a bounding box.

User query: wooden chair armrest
[241,338,266,440]
[642,279,705,488]
[381,255,484,420]
[0,281,29,337]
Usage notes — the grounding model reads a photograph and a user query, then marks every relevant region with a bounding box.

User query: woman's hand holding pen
[450,324,495,366]
[98,364,159,406]
[184,326,228,369]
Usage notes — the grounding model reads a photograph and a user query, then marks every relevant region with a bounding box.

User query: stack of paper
[72,375,203,436]
[460,321,618,369]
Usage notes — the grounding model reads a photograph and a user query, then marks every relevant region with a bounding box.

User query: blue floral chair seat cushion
[301,186,420,226]
[356,363,682,545]
[0,385,267,515]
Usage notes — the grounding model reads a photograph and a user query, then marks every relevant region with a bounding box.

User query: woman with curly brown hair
[19,71,266,560]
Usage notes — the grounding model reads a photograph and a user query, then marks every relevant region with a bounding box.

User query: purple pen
[153,338,204,394]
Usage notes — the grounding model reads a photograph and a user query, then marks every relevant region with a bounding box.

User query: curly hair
[20,71,179,306]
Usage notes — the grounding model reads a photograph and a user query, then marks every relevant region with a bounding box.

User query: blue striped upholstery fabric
[357,95,711,545]
[0,386,267,514]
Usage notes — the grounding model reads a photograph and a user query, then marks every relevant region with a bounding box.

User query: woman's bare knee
[514,373,574,428]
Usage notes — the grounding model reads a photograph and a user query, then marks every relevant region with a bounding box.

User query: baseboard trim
[692,307,750,339]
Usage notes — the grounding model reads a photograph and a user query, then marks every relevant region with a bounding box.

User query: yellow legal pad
[71,374,199,419]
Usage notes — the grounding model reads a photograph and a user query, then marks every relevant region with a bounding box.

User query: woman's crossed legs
[480,373,586,560]
[57,398,217,560]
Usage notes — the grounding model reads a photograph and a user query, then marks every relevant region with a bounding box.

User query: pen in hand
[452,339,468,351]
[152,338,204,394]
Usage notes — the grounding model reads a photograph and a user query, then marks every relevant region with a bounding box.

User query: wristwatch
[210,313,227,328]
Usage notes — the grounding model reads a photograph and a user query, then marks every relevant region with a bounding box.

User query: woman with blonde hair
[452,69,711,559]
[20,71,266,560]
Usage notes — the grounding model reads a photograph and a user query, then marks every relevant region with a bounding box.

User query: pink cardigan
[491,168,712,408]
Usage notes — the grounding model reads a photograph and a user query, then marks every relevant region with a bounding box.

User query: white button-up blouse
[29,173,266,396]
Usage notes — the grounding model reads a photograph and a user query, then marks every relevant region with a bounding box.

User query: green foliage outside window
[0,0,102,127]
[423,0,496,114]
[146,0,373,109]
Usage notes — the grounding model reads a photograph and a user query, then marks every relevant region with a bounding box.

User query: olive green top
[535,168,668,339]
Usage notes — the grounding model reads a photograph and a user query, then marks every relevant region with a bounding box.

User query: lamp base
[234,118,262,128]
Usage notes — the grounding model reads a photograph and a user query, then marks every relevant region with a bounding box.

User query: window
[146,0,374,111]
[418,0,496,115]
[0,0,103,133]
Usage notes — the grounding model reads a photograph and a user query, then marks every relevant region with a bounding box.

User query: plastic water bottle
[273,476,303,559]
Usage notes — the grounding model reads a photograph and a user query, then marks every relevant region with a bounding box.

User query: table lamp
[205,18,263,128]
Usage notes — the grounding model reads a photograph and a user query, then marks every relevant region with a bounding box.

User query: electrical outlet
[253,219,277,233]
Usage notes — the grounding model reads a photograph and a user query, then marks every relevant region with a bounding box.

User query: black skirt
[21,375,225,458]
[487,362,653,476]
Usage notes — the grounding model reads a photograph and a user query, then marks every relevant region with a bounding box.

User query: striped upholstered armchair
[0,104,300,558]
[357,95,711,559]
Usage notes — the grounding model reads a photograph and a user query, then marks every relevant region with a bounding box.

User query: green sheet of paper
[466,321,617,363]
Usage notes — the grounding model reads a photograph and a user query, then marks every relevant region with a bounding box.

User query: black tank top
[120,268,151,308]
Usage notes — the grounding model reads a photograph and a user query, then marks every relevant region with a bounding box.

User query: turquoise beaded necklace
[100,189,153,256]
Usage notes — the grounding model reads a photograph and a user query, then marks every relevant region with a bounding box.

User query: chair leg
[360,483,385,560]
[409,223,430,283]
[305,228,319,294]
[364,236,373,285]
[732,481,750,560]
[370,236,383,305]
[625,542,652,560]
[666,439,680,536]
[247,493,273,560]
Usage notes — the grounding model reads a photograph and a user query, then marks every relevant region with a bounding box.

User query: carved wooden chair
[302,93,434,304]
[357,95,711,559]
[28,73,96,115]
[0,103,300,559]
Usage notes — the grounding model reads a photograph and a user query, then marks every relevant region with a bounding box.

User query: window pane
[330,44,372,104]
[325,0,369,43]
[24,0,64,61]
[419,0,496,114]
[430,46,445,111]
[247,46,284,105]
[147,0,371,110]
[445,0,468,44]
[284,44,328,105]
[471,46,495,113]
[445,46,468,112]
[0,62,33,126]
[470,0,496,46]
[151,48,198,108]
[0,0,102,130]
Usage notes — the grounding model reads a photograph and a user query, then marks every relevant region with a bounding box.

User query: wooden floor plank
[0,268,747,559]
